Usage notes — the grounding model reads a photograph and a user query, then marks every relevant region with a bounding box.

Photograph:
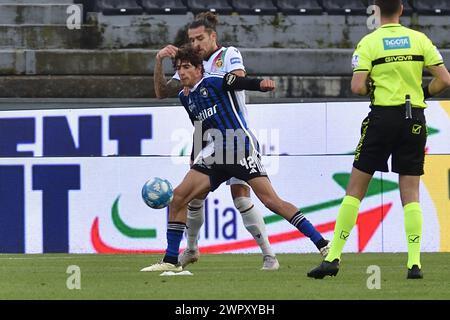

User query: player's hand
[156,45,178,61]
[260,79,275,92]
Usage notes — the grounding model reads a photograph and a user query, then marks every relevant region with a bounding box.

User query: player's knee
[233,197,253,213]
[171,188,187,208]
[188,198,204,215]
[231,184,250,198]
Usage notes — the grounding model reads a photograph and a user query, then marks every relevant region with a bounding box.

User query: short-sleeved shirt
[174,46,248,119]
[173,46,245,80]
[352,23,444,108]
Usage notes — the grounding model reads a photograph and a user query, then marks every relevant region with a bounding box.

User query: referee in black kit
[308,0,450,280]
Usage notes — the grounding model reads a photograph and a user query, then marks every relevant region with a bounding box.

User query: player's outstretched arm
[230,69,246,77]
[222,73,275,92]
[154,45,183,99]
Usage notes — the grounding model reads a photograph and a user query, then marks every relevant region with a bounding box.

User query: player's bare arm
[154,45,182,99]
[425,65,450,97]
[230,69,246,77]
[351,72,370,96]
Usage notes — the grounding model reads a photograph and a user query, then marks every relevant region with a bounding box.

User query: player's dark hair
[188,12,218,34]
[374,0,402,17]
[173,45,204,73]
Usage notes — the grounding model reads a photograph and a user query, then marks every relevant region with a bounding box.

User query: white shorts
[226,177,249,186]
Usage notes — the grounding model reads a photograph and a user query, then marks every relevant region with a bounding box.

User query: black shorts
[353,106,427,176]
[192,151,268,191]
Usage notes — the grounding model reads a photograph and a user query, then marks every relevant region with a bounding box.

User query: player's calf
[234,197,277,265]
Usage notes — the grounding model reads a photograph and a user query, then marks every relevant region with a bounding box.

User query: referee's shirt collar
[381,23,402,28]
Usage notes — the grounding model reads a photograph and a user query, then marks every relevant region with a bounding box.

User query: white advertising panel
[0,155,447,254]
[0,101,449,253]
[0,101,448,158]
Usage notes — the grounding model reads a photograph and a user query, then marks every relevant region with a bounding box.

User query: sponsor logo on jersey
[383,36,411,50]
[196,104,218,121]
[200,87,209,97]
[230,57,242,65]
[352,55,360,69]
[384,55,414,63]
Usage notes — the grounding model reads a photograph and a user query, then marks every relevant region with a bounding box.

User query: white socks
[234,197,275,257]
[186,199,204,251]
[186,197,275,258]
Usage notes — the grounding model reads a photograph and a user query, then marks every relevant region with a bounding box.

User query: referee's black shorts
[353,105,427,176]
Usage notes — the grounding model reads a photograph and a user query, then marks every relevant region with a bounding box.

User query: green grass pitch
[0,253,449,300]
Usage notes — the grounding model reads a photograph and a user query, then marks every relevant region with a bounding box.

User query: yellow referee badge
[412,124,422,135]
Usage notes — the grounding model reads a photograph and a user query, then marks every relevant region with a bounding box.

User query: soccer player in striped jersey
[141,46,330,272]
[155,12,292,271]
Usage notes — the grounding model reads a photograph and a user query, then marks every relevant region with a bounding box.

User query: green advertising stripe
[112,196,157,238]
[427,126,439,135]
[333,173,398,197]
[263,173,399,225]
[264,198,343,224]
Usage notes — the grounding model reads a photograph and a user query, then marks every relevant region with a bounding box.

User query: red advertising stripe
[91,217,165,254]
[91,204,392,254]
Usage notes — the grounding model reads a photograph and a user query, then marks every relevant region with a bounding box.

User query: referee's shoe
[407,265,423,279]
[307,259,340,279]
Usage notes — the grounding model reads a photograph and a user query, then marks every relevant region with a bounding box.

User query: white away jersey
[173,46,245,79]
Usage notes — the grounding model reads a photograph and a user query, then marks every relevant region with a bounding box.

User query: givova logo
[383,37,410,50]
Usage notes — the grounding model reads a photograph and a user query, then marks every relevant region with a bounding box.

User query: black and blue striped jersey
[179,74,259,157]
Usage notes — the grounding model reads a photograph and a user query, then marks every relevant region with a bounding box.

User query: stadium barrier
[0,101,449,254]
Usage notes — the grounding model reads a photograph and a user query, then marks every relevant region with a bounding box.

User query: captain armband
[223,73,262,91]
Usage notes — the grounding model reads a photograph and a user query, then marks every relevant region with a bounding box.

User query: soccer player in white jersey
[153,13,330,270]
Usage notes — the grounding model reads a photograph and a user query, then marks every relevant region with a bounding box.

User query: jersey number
[240,156,256,169]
